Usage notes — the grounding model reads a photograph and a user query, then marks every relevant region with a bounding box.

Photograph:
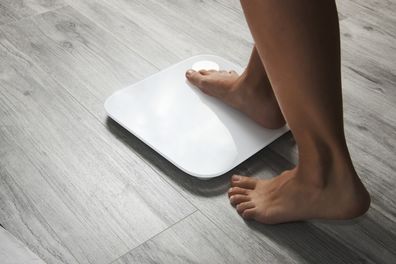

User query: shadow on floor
[106,116,294,197]
[105,117,395,264]
[246,219,369,264]
[106,117,233,196]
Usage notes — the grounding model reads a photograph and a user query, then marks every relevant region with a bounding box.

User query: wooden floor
[0,226,45,263]
[0,0,395,263]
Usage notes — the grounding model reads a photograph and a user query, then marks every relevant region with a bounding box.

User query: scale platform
[105,55,289,179]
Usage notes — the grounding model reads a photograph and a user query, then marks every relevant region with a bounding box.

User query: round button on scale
[191,60,220,71]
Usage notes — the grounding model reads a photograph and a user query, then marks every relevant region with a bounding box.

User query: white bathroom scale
[105,55,289,179]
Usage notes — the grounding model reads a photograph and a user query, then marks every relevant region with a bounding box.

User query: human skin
[185,0,370,224]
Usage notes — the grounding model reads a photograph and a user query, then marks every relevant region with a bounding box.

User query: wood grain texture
[112,211,253,264]
[0,0,66,25]
[113,130,381,263]
[0,0,395,264]
[65,0,253,68]
[0,227,46,264]
[0,23,195,264]
[83,1,395,263]
[0,5,160,120]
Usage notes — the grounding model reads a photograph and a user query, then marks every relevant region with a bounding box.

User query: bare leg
[186,46,286,128]
[228,0,370,223]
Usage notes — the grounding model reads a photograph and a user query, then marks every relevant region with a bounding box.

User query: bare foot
[228,167,371,224]
[185,69,286,129]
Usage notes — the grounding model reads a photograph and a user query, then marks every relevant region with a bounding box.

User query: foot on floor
[228,167,371,224]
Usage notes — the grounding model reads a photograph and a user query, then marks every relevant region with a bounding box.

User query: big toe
[231,175,257,189]
[186,69,205,87]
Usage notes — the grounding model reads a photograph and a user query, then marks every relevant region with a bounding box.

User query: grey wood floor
[0,226,46,263]
[0,0,395,263]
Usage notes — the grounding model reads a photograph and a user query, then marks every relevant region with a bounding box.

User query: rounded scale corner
[177,163,233,180]
[131,138,231,181]
[103,97,111,114]
[104,92,116,113]
[104,89,126,117]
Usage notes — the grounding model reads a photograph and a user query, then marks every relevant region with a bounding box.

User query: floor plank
[0,5,161,119]
[0,1,395,264]
[66,0,253,68]
[336,0,396,22]
[112,211,257,264]
[69,1,395,263]
[113,130,382,263]
[0,0,66,25]
[0,24,195,264]
[0,227,46,264]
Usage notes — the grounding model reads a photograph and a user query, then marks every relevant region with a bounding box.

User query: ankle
[238,69,273,95]
[296,141,359,189]
[295,164,357,189]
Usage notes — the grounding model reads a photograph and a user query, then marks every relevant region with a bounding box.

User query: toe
[198,69,214,75]
[228,186,249,197]
[186,69,203,86]
[231,175,257,189]
[229,194,250,206]
[241,208,256,220]
[236,201,255,214]
[186,69,213,94]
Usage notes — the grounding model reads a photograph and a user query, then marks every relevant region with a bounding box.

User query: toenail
[232,175,240,182]
[186,69,195,77]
